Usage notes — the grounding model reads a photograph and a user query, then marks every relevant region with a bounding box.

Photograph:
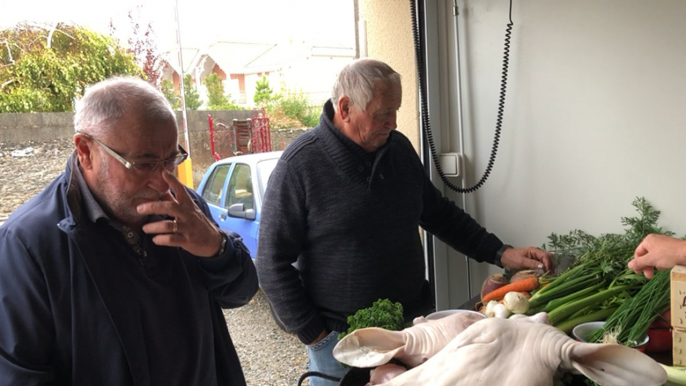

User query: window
[225,164,253,210]
[201,164,230,206]
[256,158,279,196]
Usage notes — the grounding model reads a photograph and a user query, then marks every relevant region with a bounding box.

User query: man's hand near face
[137,170,224,258]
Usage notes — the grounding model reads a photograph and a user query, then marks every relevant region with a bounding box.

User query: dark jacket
[257,100,503,345]
[0,155,258,386]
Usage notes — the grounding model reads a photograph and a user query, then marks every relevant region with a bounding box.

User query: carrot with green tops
[481,277,539,303]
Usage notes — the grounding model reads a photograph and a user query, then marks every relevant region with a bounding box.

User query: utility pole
[174,0,194,188]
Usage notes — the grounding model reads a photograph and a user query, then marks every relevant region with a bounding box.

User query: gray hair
[74,76,176,136]
[331,58,401,111]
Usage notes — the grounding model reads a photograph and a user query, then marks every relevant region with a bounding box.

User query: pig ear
[567,343,666,386]
[332,328,406,368]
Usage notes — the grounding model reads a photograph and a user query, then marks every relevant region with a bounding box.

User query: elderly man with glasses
[0,76,258,385]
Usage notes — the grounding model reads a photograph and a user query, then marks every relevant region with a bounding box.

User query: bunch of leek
[527,197,673,333]
[586,268,671,347]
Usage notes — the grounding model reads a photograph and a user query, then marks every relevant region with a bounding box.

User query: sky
[0,0,356,52]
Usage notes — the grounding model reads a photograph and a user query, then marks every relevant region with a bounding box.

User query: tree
[254,75,275,106]
[204,73,240,110]
[0,23,142,113]
[182,74,202,110]
[109,7,161,87]
[161,79,180,110]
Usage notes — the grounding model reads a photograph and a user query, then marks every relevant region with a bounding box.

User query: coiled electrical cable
[411,0,514,193]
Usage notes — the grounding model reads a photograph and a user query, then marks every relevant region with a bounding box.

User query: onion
[481,273,508,301]
[509,269,542,284]
[484,300,500,318]
[503,291,530,314]
[492,303,511,319]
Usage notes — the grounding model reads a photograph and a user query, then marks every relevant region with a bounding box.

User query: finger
[627,259,638,270]
[150,233,184,248]
[642,267,655,279]
[137,200,178,218]
[522,257,544,270]
[634,243,649,258]
[542,258,554,274]
[529,250,552,271]
[142,219,178,235]
[158,189,178,203]
[162,170,192,206]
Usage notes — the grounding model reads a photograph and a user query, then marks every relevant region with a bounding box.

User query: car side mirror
[227,203,256,220]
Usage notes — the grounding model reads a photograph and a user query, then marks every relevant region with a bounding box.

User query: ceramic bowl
[425,309,486,321]
[572,321,649,352]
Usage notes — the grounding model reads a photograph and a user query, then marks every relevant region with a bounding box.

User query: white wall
[426,0,686,309]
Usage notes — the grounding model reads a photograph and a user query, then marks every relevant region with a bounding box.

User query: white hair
[74,76,176,136]
[331,58,401,111]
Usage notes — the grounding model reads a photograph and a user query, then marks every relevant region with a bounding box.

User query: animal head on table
[377,313,667,386]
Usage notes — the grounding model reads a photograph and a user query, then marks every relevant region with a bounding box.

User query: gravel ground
[0,139,310,386]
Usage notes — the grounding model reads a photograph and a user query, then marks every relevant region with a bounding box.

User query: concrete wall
[0,113,75,144]
[0,109,290,187]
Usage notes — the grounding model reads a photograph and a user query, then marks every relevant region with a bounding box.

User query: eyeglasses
[80,133,188,174]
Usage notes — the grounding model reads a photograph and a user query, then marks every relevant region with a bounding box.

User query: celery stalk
[554,307,618,334]
[543,282,605,313]
[661,364,686,386]
[548,286,632,326]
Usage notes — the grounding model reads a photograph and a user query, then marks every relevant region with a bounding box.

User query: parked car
[196,150,284,260]
[196,150,289,331]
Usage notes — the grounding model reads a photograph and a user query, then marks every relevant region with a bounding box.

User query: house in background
[157,47,201,91]
[159,40,355,109]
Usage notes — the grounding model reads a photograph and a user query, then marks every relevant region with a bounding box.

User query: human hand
[500,246,554,274]
[628,234,686,279]
[137,170,224,258]
[309,329,329,346]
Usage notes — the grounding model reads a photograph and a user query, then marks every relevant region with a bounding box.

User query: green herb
[586,268,671,346]
[339,298,405,340]
[530,197,671,331]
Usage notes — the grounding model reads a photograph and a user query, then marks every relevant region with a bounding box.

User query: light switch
[439,153,461,177]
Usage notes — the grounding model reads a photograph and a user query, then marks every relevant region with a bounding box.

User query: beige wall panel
[359,0,420,151]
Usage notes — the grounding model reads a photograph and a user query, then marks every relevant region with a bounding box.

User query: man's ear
[74,134,94,170]
[338,96,352,122]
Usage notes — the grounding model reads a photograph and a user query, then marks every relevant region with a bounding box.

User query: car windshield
[256,158,279,197]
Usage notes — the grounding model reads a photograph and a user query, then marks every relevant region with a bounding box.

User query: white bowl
[572,321,605,342]
[426,309,486,321]
[572,321,649,351]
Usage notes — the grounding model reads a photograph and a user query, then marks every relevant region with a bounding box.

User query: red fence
[208,109,272,161]
[251,108,271,154]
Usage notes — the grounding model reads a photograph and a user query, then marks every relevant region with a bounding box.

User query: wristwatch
[213,232,229,257]
[494,244,513,268]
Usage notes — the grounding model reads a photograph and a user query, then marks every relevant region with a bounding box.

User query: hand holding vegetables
[500,246,555,273]
[629,234,686,278]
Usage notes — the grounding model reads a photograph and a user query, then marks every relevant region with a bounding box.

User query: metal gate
[208,109,272,161]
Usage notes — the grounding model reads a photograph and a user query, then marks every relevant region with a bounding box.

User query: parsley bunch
[338,298,405,340]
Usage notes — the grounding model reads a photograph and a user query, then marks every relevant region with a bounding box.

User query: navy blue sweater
[0,155,257,385]
[257,101,503,344]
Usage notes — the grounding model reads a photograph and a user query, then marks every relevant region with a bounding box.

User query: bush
[268,90,319,129]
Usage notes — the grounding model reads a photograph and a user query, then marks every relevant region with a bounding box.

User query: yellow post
[177,158,194,189]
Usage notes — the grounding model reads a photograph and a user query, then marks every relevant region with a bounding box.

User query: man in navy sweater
[257,58,553,385]
[0,76,258,385]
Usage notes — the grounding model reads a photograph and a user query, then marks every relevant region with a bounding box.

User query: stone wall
[0,111,310,187]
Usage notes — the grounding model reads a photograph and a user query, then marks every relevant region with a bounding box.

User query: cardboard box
[671,265,686,329]
[674,328,686,365]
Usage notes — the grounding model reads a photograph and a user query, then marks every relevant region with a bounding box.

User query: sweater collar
[316,100,394,188]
